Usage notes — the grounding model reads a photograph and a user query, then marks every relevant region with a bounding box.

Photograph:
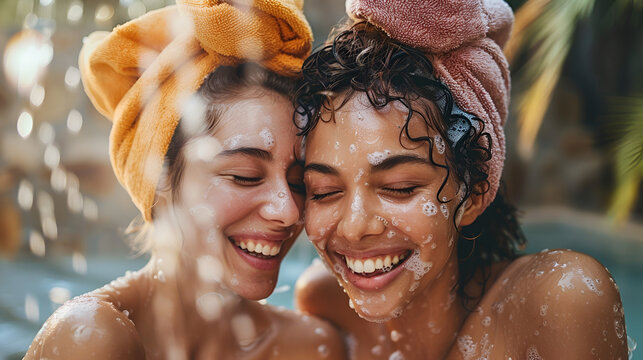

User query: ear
[458,191,486,227]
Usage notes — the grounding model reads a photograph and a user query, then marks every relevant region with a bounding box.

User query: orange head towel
[79,0,313,222]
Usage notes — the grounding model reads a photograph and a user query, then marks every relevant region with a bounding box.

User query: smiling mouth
[229,237,282,259]
[343,250,412,278]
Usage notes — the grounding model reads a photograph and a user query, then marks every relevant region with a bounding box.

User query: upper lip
[228,232,291,243]
[332,246,413,259]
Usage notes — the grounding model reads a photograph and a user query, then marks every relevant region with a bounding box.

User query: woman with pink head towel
[294,0,629,358]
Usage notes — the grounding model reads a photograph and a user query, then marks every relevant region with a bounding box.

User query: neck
[384,253,468,360]
[145,253,260,353]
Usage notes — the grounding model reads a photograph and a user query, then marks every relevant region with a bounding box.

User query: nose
[258,181,301,227]
[336,190,383,242]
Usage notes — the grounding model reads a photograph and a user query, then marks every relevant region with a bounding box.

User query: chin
[231,276,278,301]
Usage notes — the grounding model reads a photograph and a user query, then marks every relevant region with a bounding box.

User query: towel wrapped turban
[79,0,313,221]
[346,0,512,211]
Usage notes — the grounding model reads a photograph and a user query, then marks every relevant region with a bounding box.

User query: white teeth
[269,246,279,256]
[375,258,383,270]
[235,240,281,257]
[353,260,364,273]
[364,259,375,273]
[345,252,408,274]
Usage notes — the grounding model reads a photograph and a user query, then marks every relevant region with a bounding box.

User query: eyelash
[310,186,418,201]
[232,175,262,185]
[382,186,418,195]
[310,191,341,201]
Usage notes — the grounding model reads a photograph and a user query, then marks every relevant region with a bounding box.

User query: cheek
[304,203,338,248]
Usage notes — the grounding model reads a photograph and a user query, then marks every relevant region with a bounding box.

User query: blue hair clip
[434,95,480,147]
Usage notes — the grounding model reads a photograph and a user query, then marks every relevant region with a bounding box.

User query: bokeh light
[3,30,53,95]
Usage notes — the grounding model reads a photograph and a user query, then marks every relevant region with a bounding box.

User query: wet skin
[295,93,628,359]
[25,88,345,360]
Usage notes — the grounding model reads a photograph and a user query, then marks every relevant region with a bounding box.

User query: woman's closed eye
[380,185,419,197]
[231,175,263,185]
[310,190,342,201]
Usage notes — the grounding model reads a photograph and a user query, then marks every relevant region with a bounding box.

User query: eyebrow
[304,154,429,176]
[218,147,272,161]
[304,163,339,176]
[372,154,430,172]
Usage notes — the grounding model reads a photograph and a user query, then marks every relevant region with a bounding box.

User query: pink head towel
[346,0,512,211]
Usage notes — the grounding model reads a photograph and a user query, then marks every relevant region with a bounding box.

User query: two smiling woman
[26,0,628,359]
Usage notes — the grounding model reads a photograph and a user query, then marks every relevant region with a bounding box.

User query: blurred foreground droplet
[72,251,87,274]
[95,4,115,23]
[127,1,146,19]
[29,230,46,257]
[17,111,33,138]
[49,287,71,304]
[231,313,257,349]
[38,122,55,144]
[25,294,39,322]
[195,292,223,321]
[83,197,98,221]
[67,1,83,24]
[272,284,291,294]
[67,187,83,213]
[43,144,60,168]
[66,109,83,133]
[64,66,81,89]
[29,84,45,107]
[50,167,67,192]
[3,29,53,94]
[17,179,34,210]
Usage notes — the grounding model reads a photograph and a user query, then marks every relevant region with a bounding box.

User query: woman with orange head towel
[25,1,344,359]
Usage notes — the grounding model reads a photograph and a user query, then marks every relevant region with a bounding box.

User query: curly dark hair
[293,20,526,305]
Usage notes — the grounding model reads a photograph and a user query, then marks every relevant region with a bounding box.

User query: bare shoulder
[24,294,145,360]
[490,250,628,359]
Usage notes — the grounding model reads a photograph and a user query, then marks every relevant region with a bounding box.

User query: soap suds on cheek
[440,203,449,218]
[404,249,433,281]
[259,128,274,149]
[422,200,438,217]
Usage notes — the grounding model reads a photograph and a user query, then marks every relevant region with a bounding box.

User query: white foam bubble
[422,201,438,217]
[371,345,383,356]
[317,344,330,358]
[434,134,446,154]
[482,316,491,327]
[389,350,405,360]
[457,335,477,360]
[527,345,541,360]
[440,203,449,218]
[259,128,274,149]
[223,134,242,148]
[367,150,391,165]
[354,168,364,182]
[403,249,433,280]
[423,234,433,245]
[349,144,357,153]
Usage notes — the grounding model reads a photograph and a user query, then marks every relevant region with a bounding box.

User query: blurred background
[0,0,641,358]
